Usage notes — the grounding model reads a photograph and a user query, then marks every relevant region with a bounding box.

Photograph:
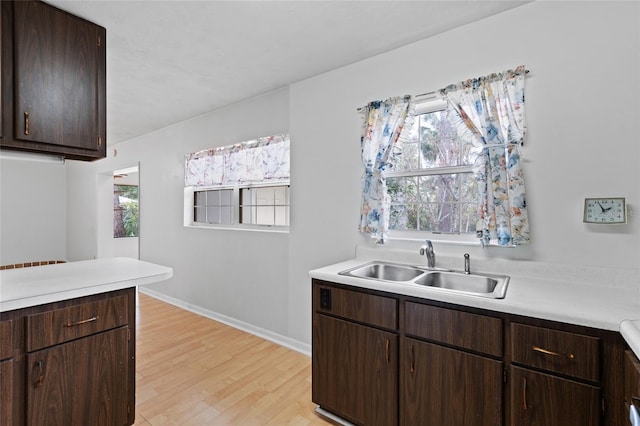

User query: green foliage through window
[387,108,478,234]
[114,185,139,238]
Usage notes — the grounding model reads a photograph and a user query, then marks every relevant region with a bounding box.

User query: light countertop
[0,257,173,312]
[309,249,640,357]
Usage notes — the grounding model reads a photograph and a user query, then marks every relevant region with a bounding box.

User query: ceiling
[47,1,529,145]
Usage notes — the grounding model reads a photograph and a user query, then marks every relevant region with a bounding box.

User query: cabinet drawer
[0,320,12,360]
[510,323,600,382]
[404,302,503,357]
[313,282,398,330]
[26,295,129,352]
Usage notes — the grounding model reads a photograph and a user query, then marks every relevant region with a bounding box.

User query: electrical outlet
[320,288,332,310]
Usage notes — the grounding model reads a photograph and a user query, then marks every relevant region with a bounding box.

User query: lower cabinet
[0,359,13,426]
[510,366,600,426]
[0,319,13,426]
[312,279,626,426]
[625,350,640,422]
[313,314,398,425]
[400,338,503,426]
[26,327,129,425]
[0,287,135,426]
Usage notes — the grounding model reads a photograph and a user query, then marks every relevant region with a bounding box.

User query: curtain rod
[357,69,530,112]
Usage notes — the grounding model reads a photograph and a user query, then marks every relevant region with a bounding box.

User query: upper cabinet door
[13,1,104,151]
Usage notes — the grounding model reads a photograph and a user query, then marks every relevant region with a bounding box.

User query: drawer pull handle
[33,360,44,387]
[385,339,390,364]
[532,345,575,359]
[522,377,528,410]
[65,316,98,327]
[24,112,30,135]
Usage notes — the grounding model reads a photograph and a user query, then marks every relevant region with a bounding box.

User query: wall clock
[583,197,627,224]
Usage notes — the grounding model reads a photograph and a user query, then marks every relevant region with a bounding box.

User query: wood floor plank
[135,292,332,425]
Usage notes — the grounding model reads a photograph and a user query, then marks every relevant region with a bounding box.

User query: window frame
[185,181,290,233]
[385,98,478,244]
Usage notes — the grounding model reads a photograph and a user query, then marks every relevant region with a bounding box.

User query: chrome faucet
[420,240,436,268]
[464,253,471,274]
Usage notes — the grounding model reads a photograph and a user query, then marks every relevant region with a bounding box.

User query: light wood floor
[134,292,332,426]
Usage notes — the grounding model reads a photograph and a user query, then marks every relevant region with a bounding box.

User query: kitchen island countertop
[0,257,173,312]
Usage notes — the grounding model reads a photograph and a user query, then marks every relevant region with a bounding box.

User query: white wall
[58,1,639,347]
[67,88,291,337]
[0,157,67,265]
[287,1,640,343]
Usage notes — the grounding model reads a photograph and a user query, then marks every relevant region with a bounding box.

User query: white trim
[385,164,474,178]
[138,286,311,356]
[185,223,290,234]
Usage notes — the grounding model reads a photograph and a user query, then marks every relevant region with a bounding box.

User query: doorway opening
[112,165,139,259]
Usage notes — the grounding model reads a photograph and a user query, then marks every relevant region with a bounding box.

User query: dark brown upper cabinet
[1,1,106,161]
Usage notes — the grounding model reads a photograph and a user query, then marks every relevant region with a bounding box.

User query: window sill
[184,223,289,234]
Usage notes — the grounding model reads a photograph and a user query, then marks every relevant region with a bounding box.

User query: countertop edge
[309,258,640,357]
[0,258,173,312]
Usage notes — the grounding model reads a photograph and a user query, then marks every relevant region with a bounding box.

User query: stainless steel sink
[338,261,509,299]
[414,271,509,299]
[340,262,424,282]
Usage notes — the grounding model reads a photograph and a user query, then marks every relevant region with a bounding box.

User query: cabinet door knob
[24,112,30,135]
[385,339,390,364]
[522,377,528,410]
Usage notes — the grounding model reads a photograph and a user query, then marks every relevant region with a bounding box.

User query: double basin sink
[339,261,509,299]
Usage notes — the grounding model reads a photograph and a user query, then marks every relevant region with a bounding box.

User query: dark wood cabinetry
[0,0,106,161]
[0,288,135,426]
[510,323,603,425]
[313,315,398,425]
[401,302,504,426]
[510,365,600,426]
[26,327,129,425]
[311,278,626,426]
[626,350,640,422]
[0,319,14,426]
[312,281,398,425]
[401,338,503,426]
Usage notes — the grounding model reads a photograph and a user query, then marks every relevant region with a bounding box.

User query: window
[240,185,290,226]
[386,100,478,237]
[113,184,139,238]
[184,134,290,230]
[193,189,234,225]
[192,184,290,227]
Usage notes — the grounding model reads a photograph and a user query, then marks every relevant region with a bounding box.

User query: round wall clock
[583,197,627,224]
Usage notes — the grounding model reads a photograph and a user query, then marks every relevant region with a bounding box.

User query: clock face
[583,198,626,224]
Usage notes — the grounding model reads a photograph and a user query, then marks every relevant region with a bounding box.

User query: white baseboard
[138,286,311,357]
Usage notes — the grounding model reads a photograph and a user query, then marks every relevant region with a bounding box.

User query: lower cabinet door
[312,314,398,426]
[400,338,503,426]
[26,327,129,426]
[0,359,13,426]
[510,365,600,426]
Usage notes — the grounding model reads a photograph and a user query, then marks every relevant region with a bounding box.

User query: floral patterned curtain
[184,134,290,187]
[359,95,413,243]
[439,66,530,246]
